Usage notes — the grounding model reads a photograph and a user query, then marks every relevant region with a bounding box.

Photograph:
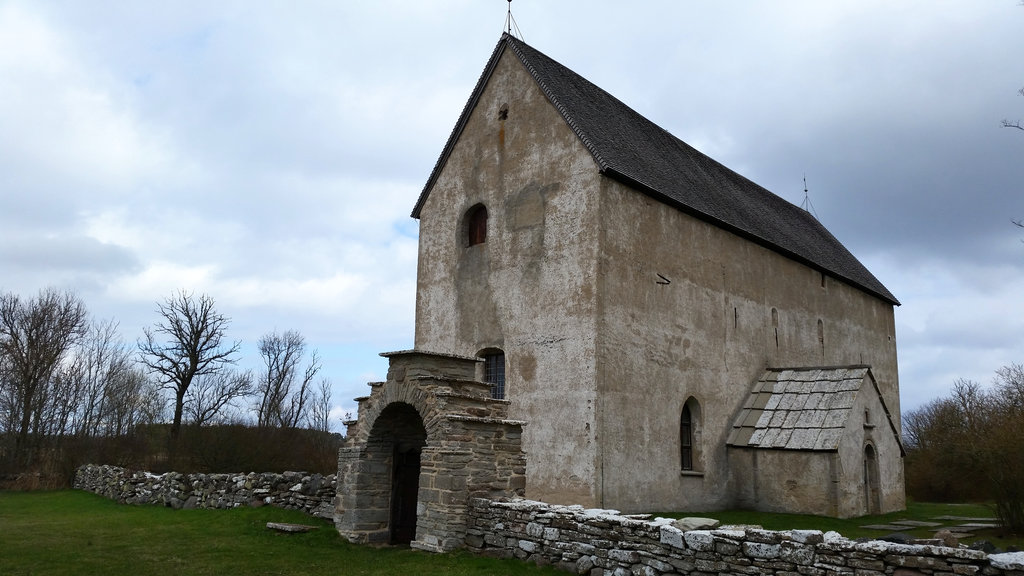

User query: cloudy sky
[2,1,1022,425]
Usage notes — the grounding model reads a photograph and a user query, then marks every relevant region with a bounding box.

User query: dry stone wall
[466,498,1024,576]
[74,464,336,519]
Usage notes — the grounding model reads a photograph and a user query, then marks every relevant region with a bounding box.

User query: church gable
[412,33,897,307]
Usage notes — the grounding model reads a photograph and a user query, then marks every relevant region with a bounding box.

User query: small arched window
[680,397,702,473]
[467,205,488,246]
[481,349,505,399]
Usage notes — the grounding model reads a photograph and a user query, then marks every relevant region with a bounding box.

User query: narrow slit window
[680,405,693,471]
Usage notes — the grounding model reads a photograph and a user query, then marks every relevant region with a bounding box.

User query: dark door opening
[864,444,880,515]
[390,447,421,544]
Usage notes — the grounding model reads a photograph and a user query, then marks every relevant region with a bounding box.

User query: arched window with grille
[680,397,702,473]
[680,405,693,471]
[480,349,505,399]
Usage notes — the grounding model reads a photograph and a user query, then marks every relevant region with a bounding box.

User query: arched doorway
[367,402,427,545]
[863,444,881,515]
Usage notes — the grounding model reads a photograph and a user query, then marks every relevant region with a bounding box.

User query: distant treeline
[0,287,340,486]
[903,363,1024,533]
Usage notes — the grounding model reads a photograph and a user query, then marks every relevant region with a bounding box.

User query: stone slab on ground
[932,515,998,522]
[945,524,999,532]
[672,517,721,531]
[861,524,913,531]
[892,520,943,527]
[266,522,318,533]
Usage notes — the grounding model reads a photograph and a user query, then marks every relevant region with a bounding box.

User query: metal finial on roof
[504,0,523,39]
[800,174,820,220]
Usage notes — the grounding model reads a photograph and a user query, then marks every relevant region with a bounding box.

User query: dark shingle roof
[726,366,903,454]
[412,34,898,306]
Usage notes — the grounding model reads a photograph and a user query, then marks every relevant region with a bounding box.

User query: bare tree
[1003,87,1024,131]
[255,329,321,429]
[310,377,334,433]
[103,366,163,436]
[137,291,240,439]
[0,288,89,462]
[184,369,253,426]
[64,319,134,438]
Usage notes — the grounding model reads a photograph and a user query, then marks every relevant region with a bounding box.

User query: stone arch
[365,402,428,544]
[335,350,526,552]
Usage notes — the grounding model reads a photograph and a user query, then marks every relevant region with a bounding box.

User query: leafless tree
[255,329,321,429]
[1003,87,1024,131]
[0,288,89,462]
[137,291,240,439]
[904,365,1024,531]
[184,369,253,426]
[64,319,134,438]
[310,377,334,433]
[103,366,164,436]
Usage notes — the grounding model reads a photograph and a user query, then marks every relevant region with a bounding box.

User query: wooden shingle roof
[412,34,898,306]
[727,366,903,454]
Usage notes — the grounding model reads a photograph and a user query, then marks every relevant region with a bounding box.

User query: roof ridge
[502,35,610,171]
[412,34,898,306]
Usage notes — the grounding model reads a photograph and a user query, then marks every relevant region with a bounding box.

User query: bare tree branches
[1003,87,1024,130]
[184,369,253,426]
[255,330,321,429]
[137,291,240,439]
[310,377,334,433]
[905,364,1024,532]
[0,288,89,462]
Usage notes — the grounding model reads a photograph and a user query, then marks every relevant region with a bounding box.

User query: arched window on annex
[680,397,703,474]
[465,204,488,247]
[478,348,506,400]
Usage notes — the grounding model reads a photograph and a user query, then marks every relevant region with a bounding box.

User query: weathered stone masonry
[74,464,336,519]
[466,498,1024,576]
[335,350,526,552]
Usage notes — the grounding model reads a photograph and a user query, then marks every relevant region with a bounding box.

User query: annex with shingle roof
[394,32,906,525]
[728,366,903,454]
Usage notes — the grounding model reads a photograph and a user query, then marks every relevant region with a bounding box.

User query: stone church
[336,33,904,548]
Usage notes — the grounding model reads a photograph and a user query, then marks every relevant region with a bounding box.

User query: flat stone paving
[861,516,999,535]
[892,520,943,527]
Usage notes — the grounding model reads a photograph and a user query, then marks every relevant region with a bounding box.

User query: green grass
[657,501,1023,549]
[0,490,560,576]
[4,492,1020,576]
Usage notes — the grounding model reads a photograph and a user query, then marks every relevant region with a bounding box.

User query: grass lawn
[658,501,1023,550]
[4,492,1020,576]
[0,490,561,576]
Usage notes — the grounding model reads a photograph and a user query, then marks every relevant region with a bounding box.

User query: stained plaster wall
[593,179,902,513]
[834,376,906,516]
[414,49,603,506]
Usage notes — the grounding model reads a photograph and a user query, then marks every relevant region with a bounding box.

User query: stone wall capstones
[466,497,1024,576]
[73,464,336,519]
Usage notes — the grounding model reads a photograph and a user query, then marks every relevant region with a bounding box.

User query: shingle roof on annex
[412,34,898,306]
[727,366,903,454]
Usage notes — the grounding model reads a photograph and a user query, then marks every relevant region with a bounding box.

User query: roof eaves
[864,368,906,456]
[601,167,900,306]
